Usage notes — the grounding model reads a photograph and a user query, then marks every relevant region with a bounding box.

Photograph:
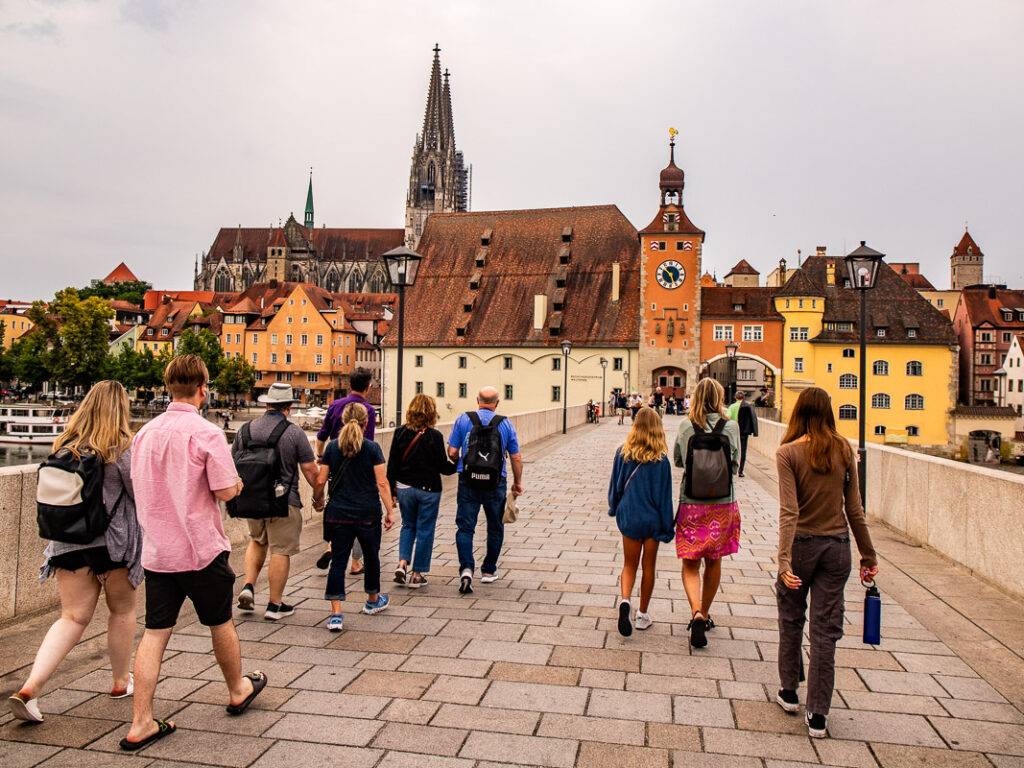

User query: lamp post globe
[560,339,572,434]
[382,246,423,428]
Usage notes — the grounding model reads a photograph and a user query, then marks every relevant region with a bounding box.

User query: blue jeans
[397,487,442,573]
[455,479,506,576]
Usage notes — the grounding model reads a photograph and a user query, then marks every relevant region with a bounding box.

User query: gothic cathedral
[638,131,704,397]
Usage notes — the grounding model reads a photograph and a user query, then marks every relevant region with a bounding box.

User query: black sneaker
[316,550,332,570]
[776,689,800,714]
[617,600,633,637]
[806,712,827,738]
[236,584,255,613]
[264,602,295,621]
[688,613,708,648]
[459,570,473,595]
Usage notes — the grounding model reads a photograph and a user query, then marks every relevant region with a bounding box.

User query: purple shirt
[317,392,376,442]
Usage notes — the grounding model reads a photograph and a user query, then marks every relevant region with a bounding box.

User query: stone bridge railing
[749,419,1024,600]
[0,403,589,623]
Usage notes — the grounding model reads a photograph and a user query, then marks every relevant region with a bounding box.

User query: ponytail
[339,402,368,457]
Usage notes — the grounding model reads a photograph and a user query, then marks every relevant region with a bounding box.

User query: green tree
[10,335,50,390]
[176,328,224,380]
[29,289,115,389]
[78,280,152,307]
[214,357,256,404]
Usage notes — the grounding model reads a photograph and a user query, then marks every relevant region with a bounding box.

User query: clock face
[656,260,685,289]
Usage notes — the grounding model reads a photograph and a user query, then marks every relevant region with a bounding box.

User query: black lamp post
[382,245,423,428]
[844,240,885,512]
[561,338,572,434]
[599,357,608,420]
[725,342,739,402]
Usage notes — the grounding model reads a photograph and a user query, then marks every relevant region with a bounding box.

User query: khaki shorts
[617,408,627,416]
[247,505,303,556]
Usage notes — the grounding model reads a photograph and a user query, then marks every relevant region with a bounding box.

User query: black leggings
[324,519,381,600]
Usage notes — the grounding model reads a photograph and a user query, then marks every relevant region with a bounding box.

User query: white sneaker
[8,693,43,722]
[634,612,653,630]
[110,673,134,699]
[480,572,499,584]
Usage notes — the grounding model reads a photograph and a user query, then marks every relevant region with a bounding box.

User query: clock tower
[638,130,704,399]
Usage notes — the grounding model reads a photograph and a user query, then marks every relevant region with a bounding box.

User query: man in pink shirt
[122,355,266,750]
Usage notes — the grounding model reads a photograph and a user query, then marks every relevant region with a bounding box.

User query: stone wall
[0,403,588,622]
[748,419,1024,600]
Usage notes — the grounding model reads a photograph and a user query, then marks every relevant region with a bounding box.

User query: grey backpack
[683,419,732,499]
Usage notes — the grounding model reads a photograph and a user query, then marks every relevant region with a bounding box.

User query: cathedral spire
[304,169,314,230]
[442,68,455,150]
[420,44,446,151]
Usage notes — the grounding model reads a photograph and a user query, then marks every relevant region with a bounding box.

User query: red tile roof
[953,230,983,256]
[725,259,760,276]
[102,262,140,284]
[206,226,403,264]
[700,287,782,319]
[958,286,1024,329]
[639,204,704,236]
[383,205,640,347]
[143,290,217,311]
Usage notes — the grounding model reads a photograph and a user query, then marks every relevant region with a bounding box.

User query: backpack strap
[402,429,426,461]
[711,418,727,435]
[467,412,482,427]
[327,453,355,499]
[489,414,506,428]
[265,418,290,447]
[236,422,252,450]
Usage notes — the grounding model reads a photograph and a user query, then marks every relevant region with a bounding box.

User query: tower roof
[419,44,450,151]
[102,262,140,284]
[726,259,760,277]
[953,229,982,256]
[305,174,314,220]
[659,137,685,193]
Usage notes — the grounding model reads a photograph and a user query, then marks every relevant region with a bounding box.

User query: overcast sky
[1,0,1022,301]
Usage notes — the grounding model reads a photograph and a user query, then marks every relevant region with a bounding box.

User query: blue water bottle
[862,579,881,645]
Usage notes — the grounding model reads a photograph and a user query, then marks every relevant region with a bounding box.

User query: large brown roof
[958,286,1024,329]
[207,226,403,264]
[701,287,781,319]
[778,256,955,345]
[953,230,983,256]
[382,205,640,347]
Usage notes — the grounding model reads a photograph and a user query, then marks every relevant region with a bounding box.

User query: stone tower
[950,228,984,290]
[405,45,469,249]
[638,130,704,398]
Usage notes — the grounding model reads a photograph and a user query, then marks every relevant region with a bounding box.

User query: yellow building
[136,300,207,355]
[0,308,33,349]
[775,255,958,446]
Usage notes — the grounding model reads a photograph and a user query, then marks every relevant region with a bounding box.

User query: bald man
[447,387,524,594]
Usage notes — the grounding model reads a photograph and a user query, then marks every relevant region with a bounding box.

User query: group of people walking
[609,378,878,739]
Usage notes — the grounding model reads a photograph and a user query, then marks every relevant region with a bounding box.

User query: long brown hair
[781,386,852,473]
[53,380,133,463]
[338,401,368,457]
[404,393,438,431]
[689,378,727,430]
[620,407,667,463]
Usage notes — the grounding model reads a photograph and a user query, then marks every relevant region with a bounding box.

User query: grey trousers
[776,534,851,715]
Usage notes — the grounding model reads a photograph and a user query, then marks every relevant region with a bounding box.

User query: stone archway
[652,367,687,399]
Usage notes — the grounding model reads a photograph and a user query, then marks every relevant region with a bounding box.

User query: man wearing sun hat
[234,383,319,621]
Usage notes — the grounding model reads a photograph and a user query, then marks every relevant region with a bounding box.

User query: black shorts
[144,551,235,630]
[49,546,125,575]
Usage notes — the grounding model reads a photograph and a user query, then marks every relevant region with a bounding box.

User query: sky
[1,0,1022,301]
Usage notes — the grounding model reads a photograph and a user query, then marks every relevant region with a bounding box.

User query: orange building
[699,286,784,396]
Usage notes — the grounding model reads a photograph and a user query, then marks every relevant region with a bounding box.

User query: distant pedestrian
[653,387,664,417]
[616,391,628,425]
[672,377,740,649]
[727,391,744,422]
[608,407,674,636]
[448,386,524,594]
[9,381,143,724]
[388,394,458,589]
[313,402,394,631]
[124,355,266,751]
[233,384,319,621]
[737,395,759,477]
[775,386,877,739]
[683,394,691,413]
[315,368,376,575]
[629,392,642,422]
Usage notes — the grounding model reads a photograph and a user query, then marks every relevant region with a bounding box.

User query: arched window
[873,360,889,376]
[839,374,858,389]
[906,361,923,376]
[871,393,891,409]
[905,394,924,410]
[325,270,340,293]
[838,405,857,420]
[214,269,232,292]
[368,271,386,293]
[427,163,436,184]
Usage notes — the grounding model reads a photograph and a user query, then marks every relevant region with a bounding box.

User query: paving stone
[460,639,552,665]
[487,662,579,686]
[327,630,423,654]
[36,689,96,715]
[577,741,669,768]
[646,722,701,751]
[459,731,578,768]
[892,652,978,677]
[0,742,62,768]
[834,647,904,671]
[702,726,818,762]
[0,716,120,748]
[625,672,718,697]
[248,739,382,768]
[521,626,607,648]
[356,652,405,670]
[193,657,310,687]
[670,754,762,768]
[811,738,880,768]
[286,665,362,692]
[376,753,474,768]
[65,695,186,724]
[399,655,492,678]
[37,749,149,767]
[279,690,390,719]
[870,742,994,768]
[641,652,734,680]
[422,674,491,705]
[929,716,1024,756]
[185,681,296,711]
[409,636,470,658]
[135,728,273,766]
[671,694,735,727]
[579,668,625,689]
[272,645,367,667]
[730,699,807,734]
[586,688,673,723]
[480,680,588,715]
[838,690,948,716]
[548,646,639,672]
[392,617,450,636]
[263,712,383,746]
[939,698,1024,723]
[826,710,945,747]
[372,722,469,756]
[537,713,645,745]
[431,703,540,735]
[379,698,442,725]
[718,681,767,701]
[343,669,435,699]
[857,669,948,697]
[935,674,1008,702]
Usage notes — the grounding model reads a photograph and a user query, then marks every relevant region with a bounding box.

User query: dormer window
[561,226,572,244]
[733,304,743,312]
[480,228,492,247]
[556,276,566,289]
[1002,309,1013,322]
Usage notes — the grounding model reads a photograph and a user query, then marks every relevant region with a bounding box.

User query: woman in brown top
[775,387,878,739]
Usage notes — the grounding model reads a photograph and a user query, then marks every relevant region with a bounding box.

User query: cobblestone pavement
[2,416,1024,767]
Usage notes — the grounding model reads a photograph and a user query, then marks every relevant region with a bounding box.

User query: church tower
[304,172,314,230]
[950,227,984,290]
[405,45,469,248]
[638,130,704,398]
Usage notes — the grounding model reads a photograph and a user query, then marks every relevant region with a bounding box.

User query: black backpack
[227,420,290,519]
[461,412,506,490]
[36,449,119,543]
[683,418,733,500]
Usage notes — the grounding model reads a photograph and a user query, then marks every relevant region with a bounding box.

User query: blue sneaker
[326,613,344,631]
[363,594,390,615]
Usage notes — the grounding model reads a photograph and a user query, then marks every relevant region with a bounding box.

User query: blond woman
[608,407,675,636]
[9,381,143,723]
[673,378,740,648]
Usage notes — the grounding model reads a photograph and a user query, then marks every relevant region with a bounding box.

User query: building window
[1004,332,1013,343]
[552,386,561,402]
[307,372,319,383]
[505,385,513,400]
[905,394,924,410]
[789,327,809,342]
[271,353,278,364]
[839,374,858,389]
[714,325,734,341]
[316,334,323,345]
[255,371,263,381]
[871,393,891,409]
[458,356,467,369]
[876,329,886,337]
[873,360,889,376]
[838,405,857,420]
[271,334,278,345]
[742,325,763,342]
[937,299,944,308]
[251,353,257,364]
[415,355,423,367]
[437,382,445,397]
[315,354,323,365]
[980,332,992,342]
[980,379,992,392]
[907,329,917,338]
[300,334,308,346]
[503,356,513,370]
[613,357,623,371]
[906,426,920,437]
[552,357,561,371]
[906,361,923,376]
[843,348,855,358]
[799,300,804,308]
[302,317,308,324]
[161,328,169,336]
[827,363,833,373]
[459,383,467,398]
[286,316,293,323]
[874,425,887,436]
[415,381,423,394]
[252,334,258,344]
[285,334,293,345]
[793,358,804,373]
[980,354,992,366]
[285,353,292,365]
[235,333,241,344]
[739,369,755,381]
[733,304,743,312]
[346,354,350,365]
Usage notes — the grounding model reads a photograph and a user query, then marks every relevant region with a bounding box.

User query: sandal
[688,611,708,648]
[704,616,715,631]
[226,671,267,716]
[119,719,175,751]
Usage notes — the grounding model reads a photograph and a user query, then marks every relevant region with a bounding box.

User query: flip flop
[349,566,365,575]
[119,719,175,751]
[226,671,267,716]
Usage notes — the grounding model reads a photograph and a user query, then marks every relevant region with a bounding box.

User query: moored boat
[0,405,72,444]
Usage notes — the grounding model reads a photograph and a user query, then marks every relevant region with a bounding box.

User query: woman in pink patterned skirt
[672,378,740,648]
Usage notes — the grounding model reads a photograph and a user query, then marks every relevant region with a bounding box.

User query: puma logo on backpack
[461,412,506,490]
[683,418,733,500]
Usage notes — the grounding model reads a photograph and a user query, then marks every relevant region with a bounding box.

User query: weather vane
[669,127,678,143]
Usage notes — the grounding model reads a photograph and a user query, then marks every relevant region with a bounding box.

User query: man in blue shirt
[447,386,523,594]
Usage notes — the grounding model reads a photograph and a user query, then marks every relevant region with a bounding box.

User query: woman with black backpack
[9,381,143,723]
[387,394,457,589]
[673,377,740,649]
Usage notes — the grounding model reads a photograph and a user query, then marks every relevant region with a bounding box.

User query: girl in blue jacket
[608,407,675,636]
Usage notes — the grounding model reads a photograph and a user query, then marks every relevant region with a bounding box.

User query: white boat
[0,405,72,444]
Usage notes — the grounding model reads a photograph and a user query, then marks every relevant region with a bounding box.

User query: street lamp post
[599,357,608,420]
[561,339,572,434]
[382,246,423,428]
[725,342,739,402]
[844,240,885,512]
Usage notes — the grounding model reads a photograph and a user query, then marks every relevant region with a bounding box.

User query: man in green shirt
[727,391,745,422]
